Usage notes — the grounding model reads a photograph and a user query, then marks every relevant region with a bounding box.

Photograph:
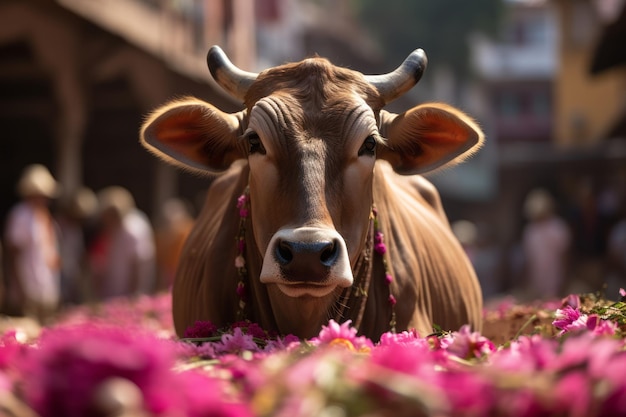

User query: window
[498,91,521,119]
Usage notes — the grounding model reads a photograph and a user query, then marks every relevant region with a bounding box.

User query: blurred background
[1,0,625,304]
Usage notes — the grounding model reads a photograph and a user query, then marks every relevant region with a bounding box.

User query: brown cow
[141,46,484,340]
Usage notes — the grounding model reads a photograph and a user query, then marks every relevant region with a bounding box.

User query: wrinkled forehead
[244,58,383,139]
[247,94,379,143]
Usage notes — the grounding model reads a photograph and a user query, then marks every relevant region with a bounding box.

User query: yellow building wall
[554,0,626,147]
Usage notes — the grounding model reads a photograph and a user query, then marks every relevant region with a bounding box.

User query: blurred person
[56,187,98,305]
[90,186,156,301]
[3,164,61,323]
[564,178,607,289]
[154,198,194,291]
[452,219,503,300]
[521,188,571,300]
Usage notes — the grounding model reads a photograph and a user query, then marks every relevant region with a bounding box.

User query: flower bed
[1,291,626,416]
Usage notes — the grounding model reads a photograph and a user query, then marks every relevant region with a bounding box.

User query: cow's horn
[366,49,428,105]
[207,45,258,102]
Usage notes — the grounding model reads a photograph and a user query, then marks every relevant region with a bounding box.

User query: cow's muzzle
[260,227,353,297]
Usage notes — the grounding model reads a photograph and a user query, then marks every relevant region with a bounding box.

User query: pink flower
[311,320,374,351]
[442,325,496,360]
[378,329,424,347]
[561,294,581,309]
[388,294,397,306]
[585,314,617,336]
[374,232,387,255]
[236,282,247,300]
[553,306,588,335]
[0,331,28,371]
[370,342,437,376]
[264,334,301,352]
[20,323,249,417]
[215,327,259,354]
[231,321,267,340]
[491,335,557,372]
[552,371,592,417]
[183,320,218,339]
[237,194,249,218]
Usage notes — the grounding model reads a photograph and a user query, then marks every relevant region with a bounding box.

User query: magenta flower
[552,371,592,417]
[237,194,249,218]
[585,314,618,336]
[310,320,374,351]
[370,342,439,378]
[264,334,301,352]
[553,306,588,335]
[562,294,581,309]
[20,323,250,417]
[374,232,387,255]
[0,331,28,371]
[491,335,557,372]
[231,321,267,340]
[214,327,259,354]
[184,320,218,339]
[378,329,425,347]
[441,325,496,360]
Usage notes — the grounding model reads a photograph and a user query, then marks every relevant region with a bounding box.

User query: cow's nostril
[319,240,339,267]
[275,240,294,265]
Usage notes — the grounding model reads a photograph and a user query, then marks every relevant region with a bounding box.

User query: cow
[140,46,484,340]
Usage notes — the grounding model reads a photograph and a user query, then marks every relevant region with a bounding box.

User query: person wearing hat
[89,186,156,301]
[56,187,98,305]
[521,188,572,299]
[4,164,61,323]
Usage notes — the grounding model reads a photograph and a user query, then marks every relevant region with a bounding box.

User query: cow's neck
[234,186,397,337]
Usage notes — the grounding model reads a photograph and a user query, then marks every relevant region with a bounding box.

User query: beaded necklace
[234,187,396,333]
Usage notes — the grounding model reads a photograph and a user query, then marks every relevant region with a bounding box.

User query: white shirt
[5,202,60,305]
[101,209,156,299]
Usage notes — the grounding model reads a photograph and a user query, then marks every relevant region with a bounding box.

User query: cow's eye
[247,132,266,155]
[358,135,377,157]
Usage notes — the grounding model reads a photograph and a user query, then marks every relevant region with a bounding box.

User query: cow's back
[372,161,482,335]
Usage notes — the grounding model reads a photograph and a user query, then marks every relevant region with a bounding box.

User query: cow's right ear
[377,104,484,175]
[140,98,245,174]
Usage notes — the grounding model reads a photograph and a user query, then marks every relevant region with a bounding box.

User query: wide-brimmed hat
[17,164,59,198]
[452,219,478,246]
[66,187,98,219]
[523,188,555,220]
[97,186,136,218]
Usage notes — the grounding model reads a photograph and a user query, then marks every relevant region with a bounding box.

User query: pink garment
[5,202,60,305]
[522,216,571,298]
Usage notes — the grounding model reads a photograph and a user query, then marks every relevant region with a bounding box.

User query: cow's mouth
[276,282,337,298]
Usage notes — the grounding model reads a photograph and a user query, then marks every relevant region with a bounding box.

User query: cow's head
[141,47,483,333]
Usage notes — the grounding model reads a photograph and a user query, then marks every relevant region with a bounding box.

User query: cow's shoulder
[200,161,248,211]
[185,160,248,262]
[406,175,444,216]
[374,160,447,222]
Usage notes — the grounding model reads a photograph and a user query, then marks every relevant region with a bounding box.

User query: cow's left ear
[378,103,484,175]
